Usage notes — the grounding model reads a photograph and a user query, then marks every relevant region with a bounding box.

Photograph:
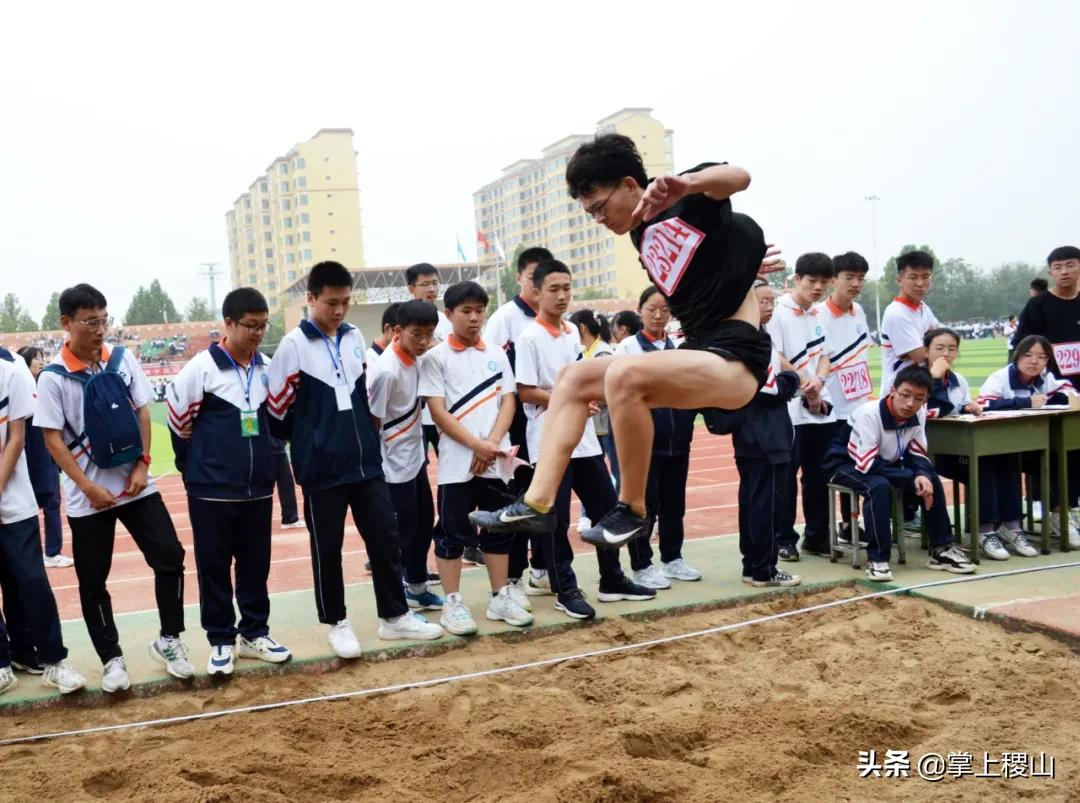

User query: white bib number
[1052,341,1080,376]
[837,361,873,401]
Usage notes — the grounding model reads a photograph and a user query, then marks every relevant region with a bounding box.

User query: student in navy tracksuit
[169,288,292,676]
[617,286,700,588]
[267,262,444,658]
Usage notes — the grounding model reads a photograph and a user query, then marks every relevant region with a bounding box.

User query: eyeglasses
[585,185,621,220]
[640,305,670,316]
[413,280,440,290]
[236,321,273,334]
[72,316,113,332]
[894,392,928,405]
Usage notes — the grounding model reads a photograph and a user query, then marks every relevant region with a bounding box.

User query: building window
[286,253,295,263]
[247,259,256,268]
[279,181,289,192]
[261,199,269,210]
[278,163,288,175]
[303,248,312,260]
[284,217,293,228]
[300,213,310,224]
[268,280,277,290]
[284,235,294,246]
[302,231,311,242]
[262,214,270,225]
[247,243,255,254]
[265,248,273,258]
[263,232,272,242]
[280,199,291,210]
[287,270,297,281]
[295,157,306,170]
[300,194,308,206]
[260,182,268,193]
[243,198,251,209]
[248,273,257,283]
[296,176,307,189]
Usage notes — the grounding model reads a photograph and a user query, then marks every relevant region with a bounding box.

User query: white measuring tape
[3,561,1078,747]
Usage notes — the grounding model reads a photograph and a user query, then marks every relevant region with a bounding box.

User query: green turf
[148,402,177,474]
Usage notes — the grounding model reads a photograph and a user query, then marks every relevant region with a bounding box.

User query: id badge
[335,384,353,411]
[239,409,260,438]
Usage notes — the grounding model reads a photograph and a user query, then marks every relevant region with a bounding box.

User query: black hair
[532,259,571,289]
[565,134,648,200]
[17,346,43,368]
[896,250,934,273]
[442,280,488,310]
[1012,334,1053,366]
[518,247,553,273]
[569,309,612,343]
[221,287,268,322]
[396,299,439,329]
[832,251,869,275]
[1047,246,1080,265]
[924,327,960,349]
[307,261,353,296]
[892,365,933,394]
[381,302,403,331]
[58,283,107,318]
[1030,277,1049,293]
[405,262,439,286]
[795,252,834,278]
[613,310,643,335]
[638,284,664,309]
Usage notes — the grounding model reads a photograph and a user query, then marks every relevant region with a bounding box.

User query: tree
[0,293,39,333]
[41,291,61,331]
[185,296,213,322]
[124,279,181,325]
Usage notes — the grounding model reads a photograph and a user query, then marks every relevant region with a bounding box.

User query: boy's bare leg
[437,557,463,595]
[483,554,508,591]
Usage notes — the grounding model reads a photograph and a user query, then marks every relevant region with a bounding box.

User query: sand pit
[2,587,1078,801]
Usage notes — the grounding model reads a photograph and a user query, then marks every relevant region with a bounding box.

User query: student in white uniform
[879,250,939,396]
[366,303,403,366]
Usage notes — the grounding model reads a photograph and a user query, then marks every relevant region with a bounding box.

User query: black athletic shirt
[1015,290,1080,387]
[630,162,766,341]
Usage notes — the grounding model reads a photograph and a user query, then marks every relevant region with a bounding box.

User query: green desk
[1049,410,1080,553]
[926,414,1051,564]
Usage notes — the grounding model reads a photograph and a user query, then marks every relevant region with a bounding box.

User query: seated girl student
[977,334,1080,548]
[926,328,1039,560]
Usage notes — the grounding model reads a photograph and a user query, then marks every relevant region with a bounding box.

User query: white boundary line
[9,561,1080,747]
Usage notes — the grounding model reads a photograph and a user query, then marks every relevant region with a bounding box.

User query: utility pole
[864,195,881,334]
[199,263,221,317]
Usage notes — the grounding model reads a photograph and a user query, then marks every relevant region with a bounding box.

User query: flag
[456,235,467,263]
[476,229,490,251]
[493,234,506,262]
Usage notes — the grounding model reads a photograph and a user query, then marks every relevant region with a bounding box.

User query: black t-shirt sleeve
[1015,295,1042,343]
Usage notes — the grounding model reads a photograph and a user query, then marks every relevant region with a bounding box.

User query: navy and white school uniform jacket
[167,342,275,500]
[823,397,933,480]
[266,320,383,490]
[976,365,1075,410]
[926,370,973,418]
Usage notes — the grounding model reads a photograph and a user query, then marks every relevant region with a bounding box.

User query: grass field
[145,337,1011,471]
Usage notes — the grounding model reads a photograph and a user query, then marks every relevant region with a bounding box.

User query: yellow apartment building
[473,108,673,300]
[226,128,365,312]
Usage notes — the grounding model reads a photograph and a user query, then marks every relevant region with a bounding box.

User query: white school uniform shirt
[757,345,785,398]
[845,398,930,474]
[418,335,513,486]
[420,314,456,428]
[976,365,1076,407]
[515,319,602,462]
[33,344,157,518]
[879,296,939,395]
[765,293,836,426]
[367,339,425,484]
[0,358,40,525]
[926,371,973,418]
[484,295,538,361]
[817,297,872,421]
[365,339,388,370]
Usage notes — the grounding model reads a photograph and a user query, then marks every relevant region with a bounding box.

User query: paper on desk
[496,445,530,483]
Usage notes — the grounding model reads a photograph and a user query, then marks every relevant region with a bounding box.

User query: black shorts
[680,320,773,393]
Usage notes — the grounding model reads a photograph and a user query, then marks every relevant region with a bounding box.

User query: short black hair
[1012,334,1053,366]
[405,262,439,286]
[568,309,611,343]
[59,283,108,318]
[892,366,932,394]
[565,134,648,200]
[222,287,268,322]
[638,284,663,309]
[381,302,403,331]
[443,280,488,310]
[532,260,571,289]
[795,252,834,278]
[518,247,553,273]
[1047,246,1080,265]
[307,261,353,296]
[924,327,960,349]
[833,251,869,275]
[1031,277,1049,293]
[896,250,934,273]
[396,300,439,329]
[613,310,642,335]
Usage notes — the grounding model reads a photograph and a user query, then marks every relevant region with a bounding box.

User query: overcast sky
[4,0,1078,323]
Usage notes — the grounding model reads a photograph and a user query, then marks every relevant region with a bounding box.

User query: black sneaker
[468,497,556,534]
[927,545,975,574]
[836,523,868,548]
[463,546,485,566]
[597,574,657,602]
[751,570,802,588]
[11,655,44,675]
[364,560,372,572]
[801,540,832,558]
[777,545,800,562]
[554,588,596,620]
[427,571,442,586]
[580,503,650,549]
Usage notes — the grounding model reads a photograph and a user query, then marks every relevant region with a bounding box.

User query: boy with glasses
[1015,246,1080,391]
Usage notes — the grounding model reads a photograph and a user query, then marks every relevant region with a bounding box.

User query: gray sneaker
[979,532,1010,561]
[150,637,195,679]
[997,526,1039,558]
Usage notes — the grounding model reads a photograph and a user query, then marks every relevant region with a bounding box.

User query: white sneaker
[1071,509,1080,530]
[997,525,1039,558]
[524,570,554,596]
[661,558,702,582]
[505,577,532,612]
[42,660,86,694]
[866,561,893,582]
[43,554,74,568]
[207,645,235,676]
[632,564,672,590]
[0,666,17,695]
[1049,513,1080,548]
[486,586,534,627]
[150,637,195,679]
[101,656,131,693]
[378,611,444,641]
[328,619,363,658]
[980,532,1010,561]
[576,516,592,532]
[439,592,478,636]
[237,635,292,663]
[281,520,307,530]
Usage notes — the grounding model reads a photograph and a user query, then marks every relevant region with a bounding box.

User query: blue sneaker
[406,588,445,610]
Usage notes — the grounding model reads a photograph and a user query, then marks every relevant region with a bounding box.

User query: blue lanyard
[315,325,343,380]
[220,345,255,406]
[896,430,905,461]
